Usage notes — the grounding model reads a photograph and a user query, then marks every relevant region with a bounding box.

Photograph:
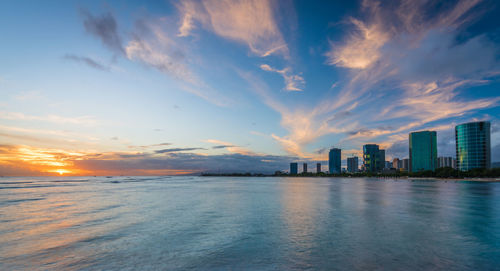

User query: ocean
[1,176,499,270]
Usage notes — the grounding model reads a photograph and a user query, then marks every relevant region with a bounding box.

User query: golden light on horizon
[55,169,69,175]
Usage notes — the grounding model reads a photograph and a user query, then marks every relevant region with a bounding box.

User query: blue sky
[1,0,500,175]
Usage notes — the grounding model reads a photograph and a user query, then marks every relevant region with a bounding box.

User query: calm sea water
[1,176,499,270]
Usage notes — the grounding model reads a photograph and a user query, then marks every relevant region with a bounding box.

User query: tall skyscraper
[329,148,341,174]
[455,121,491,170]
[379,149,386,170]
[363,144,382,172]
[290,163,298,174]
[347,157,358,173]
[437,157,454,168]
[316,163,321,173]
[409,131,437,172]
[303,163,308,173]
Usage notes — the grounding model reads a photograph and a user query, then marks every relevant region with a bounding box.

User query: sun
[55,169,70,175]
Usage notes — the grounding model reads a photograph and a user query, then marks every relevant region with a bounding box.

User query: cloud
[122,18,232,107]
[80,9,124,54]
[211,145,234,149]
[63,54,109,71]
[155,147,206,154]
[73,152,296,175]
[0,111,97,126]
[177,12,194,37]
[326,17,389,69]
[205,139,256,155]
[177,0,288,57]
[79,9,232,107]
[127,143,172,149]
[238,0,500,160]
[0,144,297,176]
[260,64,305,91]
[125,20,194,82]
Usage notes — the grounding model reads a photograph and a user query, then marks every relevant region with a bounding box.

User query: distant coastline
[200,172,500,182]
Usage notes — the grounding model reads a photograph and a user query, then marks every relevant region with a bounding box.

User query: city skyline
[292,121,492,174]
[1,0,500,176]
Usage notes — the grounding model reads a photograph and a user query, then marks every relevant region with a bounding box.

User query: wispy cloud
[205,139,256,156]
[80,10,232,107]
[128,143,172,150]
[0,111,97,126]
[80,8,124,55]
[63,54,109,71]
[260,64,304,91]
[155,147,206,153]
[244,0,500,159]
[176,0,288,57]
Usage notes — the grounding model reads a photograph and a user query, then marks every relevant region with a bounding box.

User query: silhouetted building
[438,157,455,169]
[409,131,437,172]
[316,163,321,173]
[455,121,491,171]
[329,148,342,174]
[303,163,308,173]
[363,144,383,172]
[347,157,358,173]
[290,163,298,174]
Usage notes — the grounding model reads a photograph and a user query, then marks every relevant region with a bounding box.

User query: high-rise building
[392,158,400,169]
[316,163,321,173]
[290,163,298,174]
[379,149,386,170]
[347,157,358,173]
[402,158,409,171]
[437,157,454,168]
[363,144,383,172]
[455,121,491,170]
[329,148,341,174]
[303,163,308,173]
[409,131,437,172]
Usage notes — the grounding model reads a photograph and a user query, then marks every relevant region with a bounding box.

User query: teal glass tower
[290,163,298,174]
[409,131,437,172]
[363,144,383,172]
[455,121,491,171]
[328,148,341,174]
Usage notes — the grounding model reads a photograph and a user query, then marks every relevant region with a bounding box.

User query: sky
[1,0,500,176]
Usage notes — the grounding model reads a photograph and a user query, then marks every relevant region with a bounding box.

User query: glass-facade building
[290,163,298,174]
[363,144,383,172]
[329,148,341,174]
[316,163,321,173]
[409,131,437,172]
[455,121,491,171]
[347,157,358,173]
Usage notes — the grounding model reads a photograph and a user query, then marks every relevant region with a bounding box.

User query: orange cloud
[177,0,288,57]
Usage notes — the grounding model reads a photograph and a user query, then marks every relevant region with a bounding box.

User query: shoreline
[200,175,500,182]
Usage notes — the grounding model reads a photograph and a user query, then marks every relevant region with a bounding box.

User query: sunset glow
[0,0,499,176]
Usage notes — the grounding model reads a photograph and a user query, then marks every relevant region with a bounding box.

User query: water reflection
[279,178,330,268]
[1,177,499,270]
